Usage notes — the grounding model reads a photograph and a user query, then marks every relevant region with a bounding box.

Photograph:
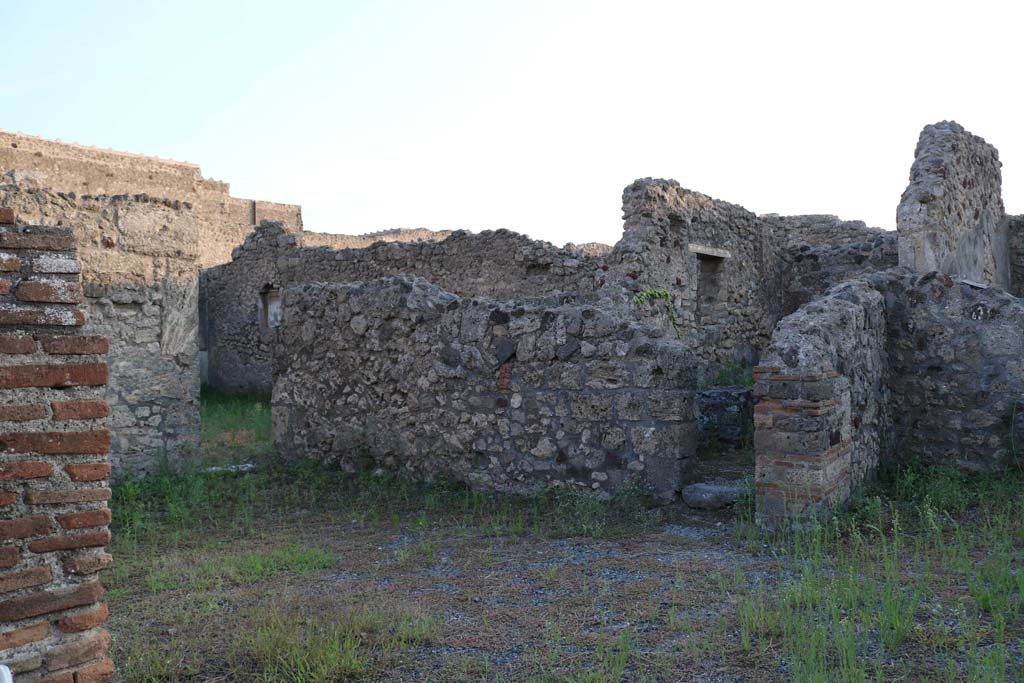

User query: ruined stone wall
[1008,215,1024,298]
[779,232,898,312]
[0,184,200,476]
[207,180,894,396]
[201,224,287,393]
[764,214,891,251]
[609,180,786,374]
[755,267,1024,523]
[883,272,1024,471]
[299,227,454,250]
[273,276,700,501]
[754,278,890,524]
[202,223,605,393]
[281,229,601,299]
[0,216,114,681]
[0,130,302,270]
[897,121,1010,289]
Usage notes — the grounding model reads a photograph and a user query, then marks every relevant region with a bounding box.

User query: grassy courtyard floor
[106,391,1024,682]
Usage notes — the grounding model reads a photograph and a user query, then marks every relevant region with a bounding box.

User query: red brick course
[0,363,108,389]
[64,463,111,482]
[0,403,48,422]
[0,334,35,354]
[51,400,110,421]
[0,460,53,480]
[16,279,85,304]
[0,429,112,455]
[0,581,103,621]
[0,228,113,677]
[39,336,109,355]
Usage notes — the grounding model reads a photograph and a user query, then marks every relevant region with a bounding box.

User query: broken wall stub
[897,121,1010,289]
[754,278,891,526]
[755,268,1024,524]
[273,276,700,502]
[0,217,114,681]
[0,182,200,476]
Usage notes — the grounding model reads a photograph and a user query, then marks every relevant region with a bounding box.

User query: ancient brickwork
[0,181,200,476]
[0,216,113,681]
[754,279,890,525]
[273,276,700,502]
[897,121,1010,289]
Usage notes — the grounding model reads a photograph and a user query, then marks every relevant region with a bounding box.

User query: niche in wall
[259,285,282,330]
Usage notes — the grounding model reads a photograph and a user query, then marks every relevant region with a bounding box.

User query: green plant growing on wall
[632,287,681,337]
[713,360,754,387]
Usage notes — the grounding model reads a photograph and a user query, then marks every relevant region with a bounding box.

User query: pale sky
[2,1,1022,246]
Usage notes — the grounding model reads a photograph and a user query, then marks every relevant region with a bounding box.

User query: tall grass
[736,462,1024,682]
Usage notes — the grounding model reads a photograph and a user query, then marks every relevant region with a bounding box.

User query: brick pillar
[753,366,853,527]
[0,210,113,682]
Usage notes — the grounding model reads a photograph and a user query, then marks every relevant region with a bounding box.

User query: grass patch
[200,387,273,461]
[109,391,1024,681]
[237,605,437,683]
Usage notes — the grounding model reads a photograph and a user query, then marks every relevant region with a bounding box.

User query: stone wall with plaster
[0,183,200,476]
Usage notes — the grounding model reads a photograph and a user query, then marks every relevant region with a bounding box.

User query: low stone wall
[897,121,1010,289]
[273,276,700,501]
[0,215,114,680]
[754,279,890,525]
